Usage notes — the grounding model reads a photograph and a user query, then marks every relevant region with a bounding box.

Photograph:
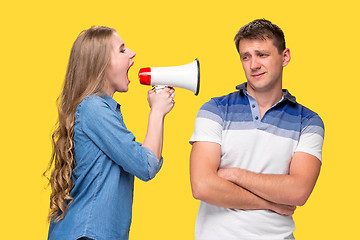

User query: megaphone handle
[155,85,167,93]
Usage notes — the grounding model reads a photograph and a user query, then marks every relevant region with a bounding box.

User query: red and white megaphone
[139,58,200,95]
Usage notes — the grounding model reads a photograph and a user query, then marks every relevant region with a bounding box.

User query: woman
[45,26,175,240]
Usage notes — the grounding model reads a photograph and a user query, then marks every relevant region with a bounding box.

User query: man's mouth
[252,72,265,78]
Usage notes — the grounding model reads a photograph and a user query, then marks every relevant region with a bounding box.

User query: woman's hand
[147,87,175,116]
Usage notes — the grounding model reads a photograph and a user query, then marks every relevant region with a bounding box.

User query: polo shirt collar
[236,82,296,103]
[283,89,296,103]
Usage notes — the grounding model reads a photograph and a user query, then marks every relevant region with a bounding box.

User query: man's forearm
[192,171,269,209]
[191,169,295,215]
[218,168,302,205]
[218,153,321,206]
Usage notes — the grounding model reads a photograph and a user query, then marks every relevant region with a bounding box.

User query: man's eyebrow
[239,51,250,57]
[255,49,269,53]
[240,49,268,55]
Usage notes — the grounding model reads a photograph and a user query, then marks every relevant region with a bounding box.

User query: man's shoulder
[299,104,321,118]
[197,91,249,120]
[204,90,246,107]
[214,90,242,102]
[291,102,324,130]
[288,100,322,120]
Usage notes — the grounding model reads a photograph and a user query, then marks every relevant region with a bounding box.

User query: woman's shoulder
[77,94,111,114]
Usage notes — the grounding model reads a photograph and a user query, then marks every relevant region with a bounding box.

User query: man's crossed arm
[218,150,321,206]
[190,141,321,215]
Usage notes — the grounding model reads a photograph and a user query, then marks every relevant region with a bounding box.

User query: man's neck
[247,85,283,118]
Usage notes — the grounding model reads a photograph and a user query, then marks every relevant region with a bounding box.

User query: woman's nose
[128,49,136,59]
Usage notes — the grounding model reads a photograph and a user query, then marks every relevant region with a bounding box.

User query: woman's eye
[120,49,126,53]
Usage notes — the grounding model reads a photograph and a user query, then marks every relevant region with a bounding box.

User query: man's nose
[250,58,261,70]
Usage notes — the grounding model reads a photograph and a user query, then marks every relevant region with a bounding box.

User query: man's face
[238,38,290,94]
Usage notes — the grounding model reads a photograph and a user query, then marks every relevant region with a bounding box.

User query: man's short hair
[234,19,286,54]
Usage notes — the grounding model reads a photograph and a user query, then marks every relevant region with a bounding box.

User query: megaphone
[139,58,200,95]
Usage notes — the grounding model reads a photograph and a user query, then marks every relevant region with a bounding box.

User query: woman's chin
[120,85,129,93]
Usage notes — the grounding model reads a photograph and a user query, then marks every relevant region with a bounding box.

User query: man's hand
[269,202,296,216]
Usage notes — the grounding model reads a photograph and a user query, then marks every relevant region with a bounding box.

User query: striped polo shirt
[189,82,324,239]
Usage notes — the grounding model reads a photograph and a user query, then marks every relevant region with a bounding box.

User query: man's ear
[282,48,291,67]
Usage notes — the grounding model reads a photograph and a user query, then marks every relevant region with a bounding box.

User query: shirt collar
[99,92,121,111]
[235,82,296,103]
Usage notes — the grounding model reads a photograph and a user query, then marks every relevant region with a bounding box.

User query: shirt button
[255,116,259,120]
[252,104,256,108]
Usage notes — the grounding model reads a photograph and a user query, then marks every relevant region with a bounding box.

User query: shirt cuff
[143,147,163,180]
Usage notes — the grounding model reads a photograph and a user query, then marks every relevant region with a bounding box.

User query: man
[189,19,324,239]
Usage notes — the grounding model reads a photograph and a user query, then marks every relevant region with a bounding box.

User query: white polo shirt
[190,83,324,240]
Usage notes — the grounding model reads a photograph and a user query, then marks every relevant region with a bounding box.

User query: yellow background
[1,0,359,239]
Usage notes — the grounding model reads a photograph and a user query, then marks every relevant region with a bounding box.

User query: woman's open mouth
[127,61,134,82]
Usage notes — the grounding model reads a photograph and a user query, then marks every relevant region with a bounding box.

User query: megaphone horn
[139,58,200,95]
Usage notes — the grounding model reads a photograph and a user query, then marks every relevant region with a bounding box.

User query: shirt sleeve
[295,111,325,163]
[189,99,223,145]
[77,96,162,181]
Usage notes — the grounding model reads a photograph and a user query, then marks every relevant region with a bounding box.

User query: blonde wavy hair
[44,26,116,222]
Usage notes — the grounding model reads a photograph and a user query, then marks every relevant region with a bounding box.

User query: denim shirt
[48,94,163,240]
